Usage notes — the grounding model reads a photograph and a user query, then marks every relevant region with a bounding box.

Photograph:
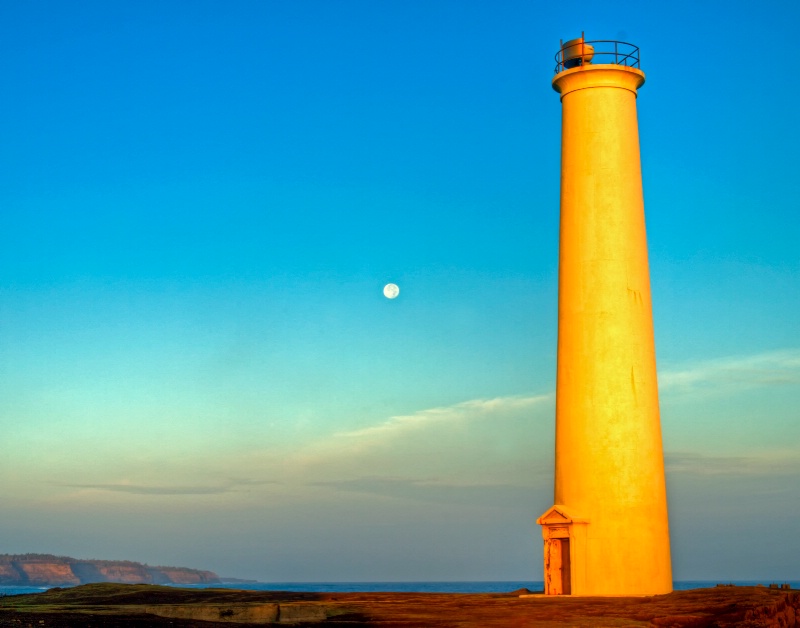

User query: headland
[0,553,219,587]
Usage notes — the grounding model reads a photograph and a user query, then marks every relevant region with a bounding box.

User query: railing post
[581,31,584,67]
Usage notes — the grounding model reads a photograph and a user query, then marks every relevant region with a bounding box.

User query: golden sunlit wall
[538,49,672,596]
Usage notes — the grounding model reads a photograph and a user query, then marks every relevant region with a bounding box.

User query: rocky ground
[0,582,797,627]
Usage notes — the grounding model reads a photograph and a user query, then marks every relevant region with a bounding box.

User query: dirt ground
[0,583,797,627]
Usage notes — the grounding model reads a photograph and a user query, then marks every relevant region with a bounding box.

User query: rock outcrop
[145,603,280,624]
[0,554,220,587]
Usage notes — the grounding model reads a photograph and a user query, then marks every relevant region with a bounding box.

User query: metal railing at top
[554,38,640,74]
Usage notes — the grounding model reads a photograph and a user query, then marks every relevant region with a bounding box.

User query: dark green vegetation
[1,582,799,626]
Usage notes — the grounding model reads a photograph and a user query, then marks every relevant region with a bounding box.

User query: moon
[383,283,400,299]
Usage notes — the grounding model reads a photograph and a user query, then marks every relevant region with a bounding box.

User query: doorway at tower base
[537,505,588,596]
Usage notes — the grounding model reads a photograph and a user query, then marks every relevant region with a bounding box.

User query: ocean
[1,580,798,597]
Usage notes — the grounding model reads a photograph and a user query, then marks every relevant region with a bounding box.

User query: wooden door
[560,538,572,595]
[545,537,571,595]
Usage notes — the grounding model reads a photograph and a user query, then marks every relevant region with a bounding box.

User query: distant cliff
[0,554,220,587]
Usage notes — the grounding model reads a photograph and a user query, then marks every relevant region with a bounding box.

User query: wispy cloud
[288,393,555,493]
[57,478,277,496]
[46,345,800,504]
[310,476,541,507]
[659,349,800,394]
[43,394,555,503]
[666,451,800,476]
[326,394,551,447]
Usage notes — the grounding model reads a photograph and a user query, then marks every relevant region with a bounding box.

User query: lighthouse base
[537,504,673,596]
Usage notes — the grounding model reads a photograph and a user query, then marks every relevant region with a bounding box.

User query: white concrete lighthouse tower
[536,36,673,597]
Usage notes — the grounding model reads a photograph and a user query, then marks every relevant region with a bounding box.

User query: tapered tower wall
[538,61,672,596]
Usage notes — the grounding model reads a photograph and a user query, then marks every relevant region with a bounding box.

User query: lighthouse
[536,37,672,596]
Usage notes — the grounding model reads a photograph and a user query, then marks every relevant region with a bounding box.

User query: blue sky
[1,0,798,582]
